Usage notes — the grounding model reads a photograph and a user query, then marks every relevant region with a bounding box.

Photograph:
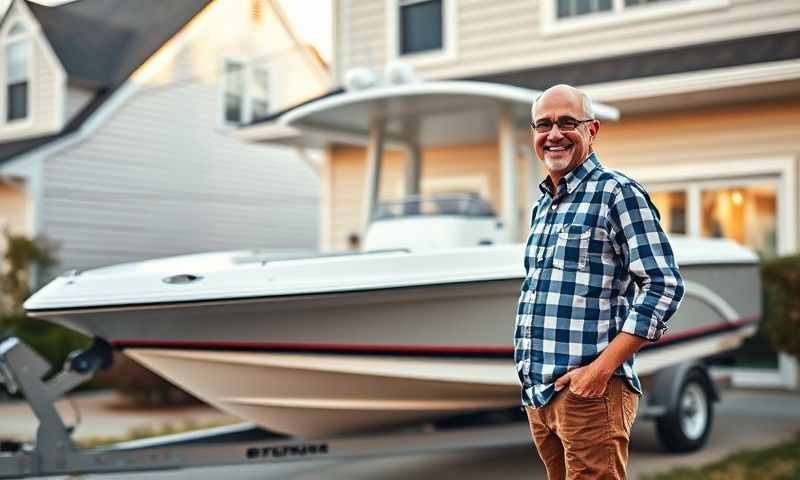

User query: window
[222,59,272,126]
[624,0,675,6]
[223,60,245,125]
[543,0,730,34]
[387,0,456,66]
[557,0,612,19]
[4,22,30,123]
[556,0,677,18]
[250,67,270,121]
[650,190,687,235]
[399,0,443,55]
[650,180,779,257]
[700,184,777,258]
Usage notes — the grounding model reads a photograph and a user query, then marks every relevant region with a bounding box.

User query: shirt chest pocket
[553,224,590,271]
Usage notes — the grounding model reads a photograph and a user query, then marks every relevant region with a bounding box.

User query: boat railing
[372,193,497,221]
[231,248,412,265]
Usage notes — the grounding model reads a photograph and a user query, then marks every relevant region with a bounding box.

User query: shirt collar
[538,152,601,197]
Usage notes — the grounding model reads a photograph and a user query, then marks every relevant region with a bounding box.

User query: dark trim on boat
[112,316,758,358]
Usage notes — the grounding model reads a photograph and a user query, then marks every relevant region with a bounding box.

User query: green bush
[0,231,86,378]
[1,230,197,405]
[1,230,57,313]
[761,255,800,360]
[0,312,91,371]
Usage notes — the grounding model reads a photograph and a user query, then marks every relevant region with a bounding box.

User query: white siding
[38,0,325,272]
[337,0,800,82]
[0,0,64,141]
[65,86,94,121]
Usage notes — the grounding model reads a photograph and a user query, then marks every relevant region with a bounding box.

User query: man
[514,84,684,479]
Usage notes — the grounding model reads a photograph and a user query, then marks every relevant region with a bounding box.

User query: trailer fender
[646,362,718,416]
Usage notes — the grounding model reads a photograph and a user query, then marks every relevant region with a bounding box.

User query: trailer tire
[655,369,714,453]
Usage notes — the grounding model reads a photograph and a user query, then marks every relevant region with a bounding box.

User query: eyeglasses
[530,117,594,133]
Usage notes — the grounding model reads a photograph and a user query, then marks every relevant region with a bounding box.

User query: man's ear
[588,120,600,143]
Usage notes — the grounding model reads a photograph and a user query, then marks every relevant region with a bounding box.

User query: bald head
[530,84,600,187]
[532,84,594,120]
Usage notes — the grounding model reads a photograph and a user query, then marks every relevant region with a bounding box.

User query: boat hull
[29,260,759,437]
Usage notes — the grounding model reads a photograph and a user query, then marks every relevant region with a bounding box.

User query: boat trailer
[0,337,533,478]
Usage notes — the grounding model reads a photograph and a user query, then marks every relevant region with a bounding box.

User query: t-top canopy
[237,81,620,148]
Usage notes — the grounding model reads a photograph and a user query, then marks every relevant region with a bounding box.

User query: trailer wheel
[655,369,714,453]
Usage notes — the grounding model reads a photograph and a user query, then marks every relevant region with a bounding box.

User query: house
[238,0,800,389]
[0,0,329,278]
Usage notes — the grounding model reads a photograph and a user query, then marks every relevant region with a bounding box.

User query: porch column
[498,104,518,240]
[362,120,385,233]
[403,119,421,198]
[404,142,421,197]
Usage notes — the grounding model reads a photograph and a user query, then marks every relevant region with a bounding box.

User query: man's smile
[545,144,573,152]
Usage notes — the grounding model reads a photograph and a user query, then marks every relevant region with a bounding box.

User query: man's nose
[547,125,565,140]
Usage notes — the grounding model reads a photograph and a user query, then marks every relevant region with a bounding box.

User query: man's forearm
[592,332,650,378]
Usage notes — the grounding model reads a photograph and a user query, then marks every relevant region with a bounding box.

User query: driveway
[28,389,797,480]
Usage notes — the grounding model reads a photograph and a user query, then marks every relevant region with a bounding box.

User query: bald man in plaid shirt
[514,85,684,479]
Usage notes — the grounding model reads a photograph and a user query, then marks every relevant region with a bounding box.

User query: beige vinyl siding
[164,0,325,115]
[341,0,386,75]
[30,33,60,131]
[595,99,800,168]
[337,0,800,82]
[38,0,323,272]
[65,86,94,121]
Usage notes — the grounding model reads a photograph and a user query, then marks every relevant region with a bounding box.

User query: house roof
[465,30,800,90]
[0,0,213,166]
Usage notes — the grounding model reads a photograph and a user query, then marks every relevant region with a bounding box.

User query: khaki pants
[525,376,639,480]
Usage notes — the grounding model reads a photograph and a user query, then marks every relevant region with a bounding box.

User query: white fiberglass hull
[25,238,760,437]
[124,321,756,438]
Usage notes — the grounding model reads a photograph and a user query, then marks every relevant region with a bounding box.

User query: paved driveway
[37,389,797,480]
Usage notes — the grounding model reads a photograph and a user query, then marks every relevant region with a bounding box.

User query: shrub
[761,255,800,360]
[0,231,196,405]
[0,312,91,373]
[1,230,57,313]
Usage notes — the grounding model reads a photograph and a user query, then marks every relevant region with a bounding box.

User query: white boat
[24,79,760,438]
[24,194,759,437]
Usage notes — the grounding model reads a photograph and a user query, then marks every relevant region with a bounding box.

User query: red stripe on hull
[113,316,759,355]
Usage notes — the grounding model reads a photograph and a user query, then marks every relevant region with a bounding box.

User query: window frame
[218,57,276,128]
[386,0,457,68]
[540,0,731,35]
[3,20,32,126]
[631,157,795,256]
[248,64,272,122]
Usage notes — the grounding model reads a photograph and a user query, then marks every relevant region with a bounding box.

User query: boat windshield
[372,194,496,221]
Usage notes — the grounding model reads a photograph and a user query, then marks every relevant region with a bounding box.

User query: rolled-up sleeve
[608,183,685,342]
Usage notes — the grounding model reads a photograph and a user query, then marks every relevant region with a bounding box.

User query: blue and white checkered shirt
[514,153,684,408]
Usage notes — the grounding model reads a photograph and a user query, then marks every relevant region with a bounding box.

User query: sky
[9,0,333,62]
[278,0,332,61]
